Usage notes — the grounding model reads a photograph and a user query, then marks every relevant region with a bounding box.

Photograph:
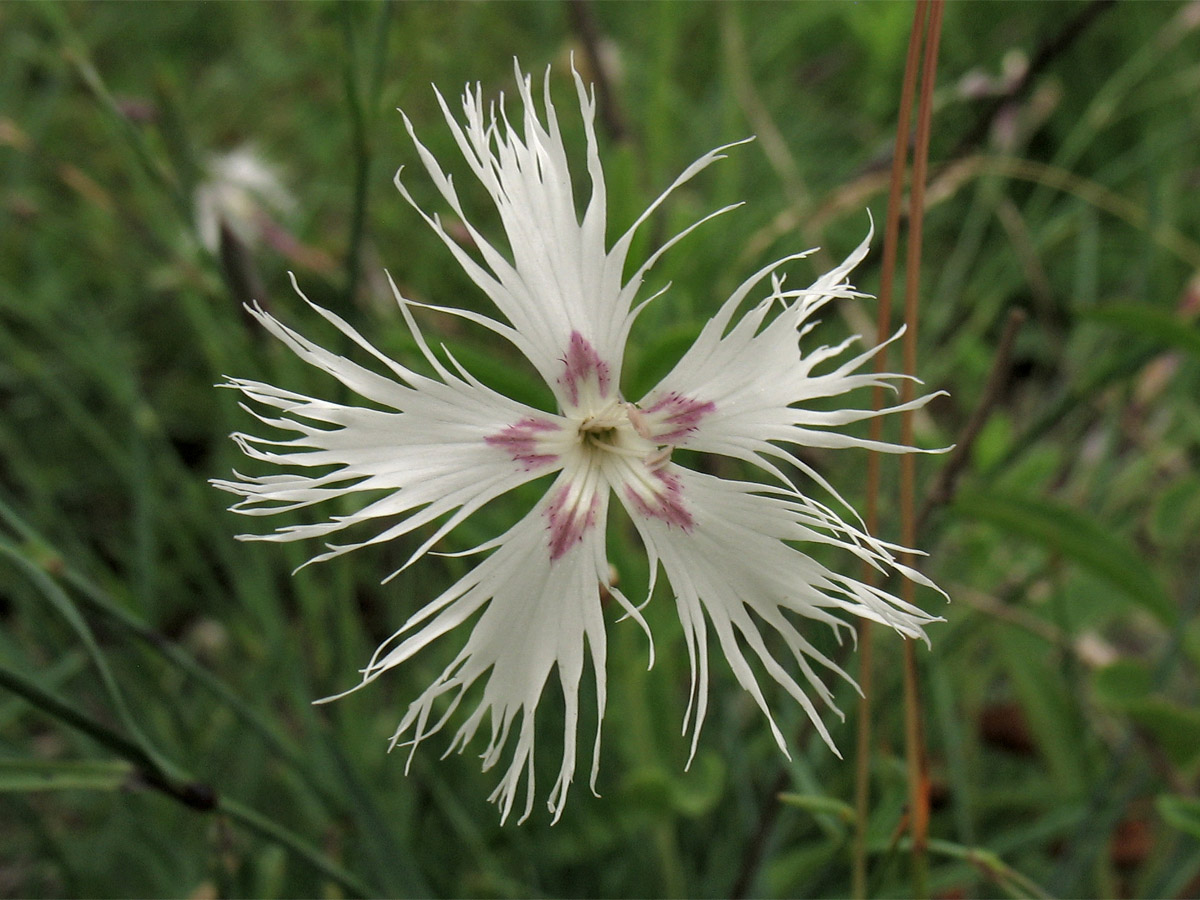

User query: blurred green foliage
[1,1,1199,897]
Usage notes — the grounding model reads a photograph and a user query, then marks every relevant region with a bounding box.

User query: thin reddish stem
[853,2,930,897]
[900,2,945,897]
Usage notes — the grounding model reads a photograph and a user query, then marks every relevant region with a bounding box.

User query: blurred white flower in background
[214,64,944,824]
[194,145,295,254]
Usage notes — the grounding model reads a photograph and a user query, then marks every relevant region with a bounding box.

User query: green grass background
[2,1,1199,897]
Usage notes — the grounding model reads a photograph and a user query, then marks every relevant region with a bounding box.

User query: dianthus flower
[214,64,943,824]
[194,145,295,254]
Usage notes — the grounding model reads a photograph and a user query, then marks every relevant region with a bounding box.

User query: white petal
[638,232,945,504]
[616,466,941,763]
[212,295,569,576]
[326,480,613,825]
[396,65,751,408]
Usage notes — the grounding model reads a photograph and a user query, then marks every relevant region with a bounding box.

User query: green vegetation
[2,1,1198,896]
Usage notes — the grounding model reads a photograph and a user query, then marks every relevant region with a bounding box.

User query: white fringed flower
[194,145,295,253]
[214,64,944,825]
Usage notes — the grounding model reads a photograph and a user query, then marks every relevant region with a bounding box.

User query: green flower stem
[0,498,333,807]
[340,0,394,308]
[44,5,193,228]
[905,837,1053,900]
[218,797,377,900]
[0,663,168,779]
[0,497,419,895]
[0,663,379,900]
[0,539,177,780]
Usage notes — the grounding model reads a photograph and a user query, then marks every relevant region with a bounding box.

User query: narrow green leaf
[1157,794,1200,840]
[778,792,856,824]
[997,630,1085,793]
[0,664,381,899]
[953,493,1174,624]
[1095,664,1200,768]
[1093,659,1154,705]
[0,758,133,793]
[1126,700,1200,769]
[0,538,174,775]
[1082,304,1200,360]
[922,838,1053,899]
[671,751,725,817]
[1150,476,1200,550]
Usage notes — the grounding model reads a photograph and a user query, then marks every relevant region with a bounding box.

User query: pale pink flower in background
[214,64,944,824]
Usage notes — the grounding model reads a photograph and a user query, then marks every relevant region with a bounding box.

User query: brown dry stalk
[900,2,944,896]
[853,1,931,896]
[566,0,627,142]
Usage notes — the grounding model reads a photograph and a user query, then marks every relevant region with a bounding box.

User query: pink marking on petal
[556,331,612,407]
[545,483,599,561]
[640,393,716,443]
[626,469,694,531]
[485,417,561,470]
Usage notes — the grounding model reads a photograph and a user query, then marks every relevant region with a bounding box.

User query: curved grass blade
[0,538,176,777]
[0,663,380,899]
[1158,794,1200,841]
[953,492,1174,625]
[0,759,134,793]
[1083,303,1200,360]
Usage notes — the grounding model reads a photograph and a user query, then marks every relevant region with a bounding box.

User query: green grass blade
[0,759,134,793]
[953,492,1175,624]
[1082,303,1200,360]
[778,792,856,824]
[0,538,176,776]
[1157,794,1200,841]
[0,662,383,899]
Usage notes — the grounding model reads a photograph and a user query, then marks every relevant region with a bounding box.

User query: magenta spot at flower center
[626,469,694,531]
[635,392,717,443]
[545,482,600,561]
[485,417,561,470]
[557,331,612,408]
